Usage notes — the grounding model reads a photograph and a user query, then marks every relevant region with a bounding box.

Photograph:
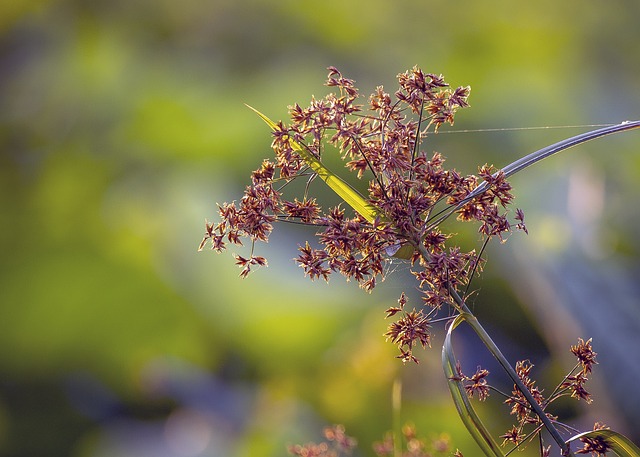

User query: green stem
[449,288,574,456]
[429,120,640,229]
[392,377,402,457]
[464,120,640,202]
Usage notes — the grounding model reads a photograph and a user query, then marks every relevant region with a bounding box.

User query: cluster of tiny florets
[561,337,597,404]
[288,423,455,457]
[453,362,491,402]
[200,66,526,361]
[384,292,432,363]
[502,360,550,442]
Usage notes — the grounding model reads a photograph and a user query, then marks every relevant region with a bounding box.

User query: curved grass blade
[467,120,640,202]
[566,429,640,457]
[443,314,505,457]
[502,120,640,178]
[428,121,640,229]
[246,105,382,223]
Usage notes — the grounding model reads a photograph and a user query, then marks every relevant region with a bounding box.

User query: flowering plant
[200,67,640,456]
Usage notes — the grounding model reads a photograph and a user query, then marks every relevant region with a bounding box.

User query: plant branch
[413,237,572,453]
[448,288,574,456]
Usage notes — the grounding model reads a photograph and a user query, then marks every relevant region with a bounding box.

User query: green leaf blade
[566,429,640,457]
[442,314,505,457]
[246,105,382,223]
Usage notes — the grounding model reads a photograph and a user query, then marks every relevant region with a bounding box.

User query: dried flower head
[500,425,524,447]
[383,293,431,363]
[560,371,593,404]
[504,360,546,424]
[571,337,597,374]
[323,425,357,453]
[462,365,491,401]
[494,340,601,453]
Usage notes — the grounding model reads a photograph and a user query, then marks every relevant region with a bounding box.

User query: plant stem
[392,377,403,457]
[448,288,574,456]
[427,120,640,229]
[465,121,640,203]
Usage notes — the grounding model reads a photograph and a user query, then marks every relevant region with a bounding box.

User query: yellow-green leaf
[246,104,381,223]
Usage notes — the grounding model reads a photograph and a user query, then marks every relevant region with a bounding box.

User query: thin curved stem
[413,238,571,452]
[449,289,573,456]
[466,120,640,201]
[429,120,640,229]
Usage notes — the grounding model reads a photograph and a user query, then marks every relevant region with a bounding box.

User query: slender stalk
[467,120,640,201]
[392,378,403,457]
[501,120,640,179]
[449,288,573,456]
[413,238,572,452]
[428,120,640,229]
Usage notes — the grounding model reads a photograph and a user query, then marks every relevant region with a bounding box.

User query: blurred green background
[1,0,640,456]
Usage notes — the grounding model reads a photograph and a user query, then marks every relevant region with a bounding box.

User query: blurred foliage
[1,0,639,456]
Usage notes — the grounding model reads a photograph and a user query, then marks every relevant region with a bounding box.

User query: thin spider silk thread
[435,123,618,134]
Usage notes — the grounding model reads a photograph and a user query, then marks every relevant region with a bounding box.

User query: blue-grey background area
[1,1,639,455]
